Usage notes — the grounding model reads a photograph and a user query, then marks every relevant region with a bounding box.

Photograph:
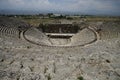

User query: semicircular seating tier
[24,27,98,47]
[24,28,51,46]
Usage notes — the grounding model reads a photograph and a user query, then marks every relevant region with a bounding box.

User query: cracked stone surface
[0,17,120,80]
[0,38,120,80]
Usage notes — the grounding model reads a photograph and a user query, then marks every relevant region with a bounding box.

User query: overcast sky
[0,0,120,15]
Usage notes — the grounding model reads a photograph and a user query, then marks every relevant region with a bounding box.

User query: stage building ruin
[38,24,80,39]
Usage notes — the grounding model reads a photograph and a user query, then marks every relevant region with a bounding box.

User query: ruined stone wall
[39,24,79,33]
